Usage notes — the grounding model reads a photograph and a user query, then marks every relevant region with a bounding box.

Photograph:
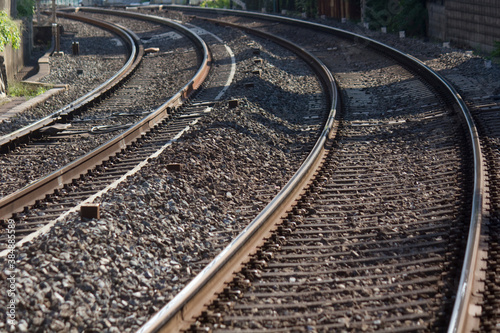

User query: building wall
[427,0,500,52]
[446,0,500,51]
[427,1,446,41]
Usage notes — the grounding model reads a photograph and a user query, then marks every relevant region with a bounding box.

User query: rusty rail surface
[0,10,211,222]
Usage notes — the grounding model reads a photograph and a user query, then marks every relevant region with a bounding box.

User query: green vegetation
[200,0,231,8]
[0,11,21,52]
[7,82,50,99]
[294,0,317,17]
[365,0,427,36]
[491,41,500,58]
[17,0,36,17]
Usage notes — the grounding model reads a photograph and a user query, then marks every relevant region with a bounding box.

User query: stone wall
[427,0,500,52]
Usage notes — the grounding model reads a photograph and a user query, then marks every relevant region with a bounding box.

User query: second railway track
[0,12,202,200]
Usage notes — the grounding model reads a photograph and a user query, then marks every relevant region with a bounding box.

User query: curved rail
[0,13,141,153]
[143,6,484,333]
[137,21,339,333]
[0,10,211,222]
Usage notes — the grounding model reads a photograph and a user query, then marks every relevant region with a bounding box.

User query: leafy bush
[491,41,500,58]
[392,0,426,36]
[0,11,21,52]
[242,0,314,15]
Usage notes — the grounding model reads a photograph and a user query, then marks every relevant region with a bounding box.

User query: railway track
[131,7,484,332]
[0,17,129,137]
[0,9,244,253]
[0,6,492,333]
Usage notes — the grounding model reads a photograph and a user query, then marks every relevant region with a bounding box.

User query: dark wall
[428,0,500,51]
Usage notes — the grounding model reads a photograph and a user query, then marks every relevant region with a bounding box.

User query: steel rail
[136,21,339,333]
[0,13,140,153]
[0,10,211,222]
[149,6,484,332]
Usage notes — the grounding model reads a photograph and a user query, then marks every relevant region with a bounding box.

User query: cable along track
[137,7,483,333]
[0,10,211,248]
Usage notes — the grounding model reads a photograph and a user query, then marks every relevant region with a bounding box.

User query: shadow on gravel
[228,76,322,126]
